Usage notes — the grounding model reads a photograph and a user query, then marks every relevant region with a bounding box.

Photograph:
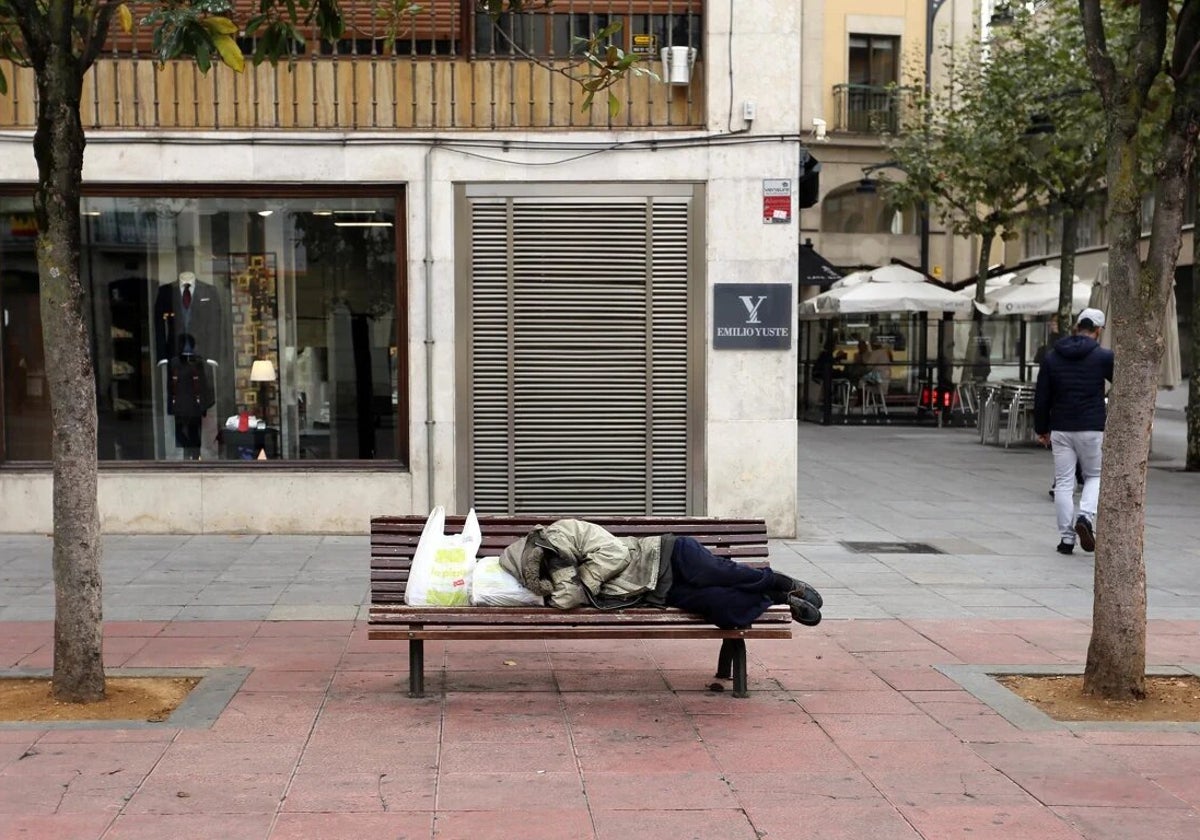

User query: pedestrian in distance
[1033,308,1114,555]
[500,519,824,629]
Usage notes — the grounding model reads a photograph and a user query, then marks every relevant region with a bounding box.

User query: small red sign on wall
[762,179,792,224]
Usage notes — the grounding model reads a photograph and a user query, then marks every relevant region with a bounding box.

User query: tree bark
[32,28,105,702]
[1188,168,1200,470]
[1081,0,1198,698]
[1058,206,1079,336]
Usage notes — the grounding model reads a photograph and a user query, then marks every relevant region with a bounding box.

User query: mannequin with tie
[153,270,227,458]
[154,271,226,366]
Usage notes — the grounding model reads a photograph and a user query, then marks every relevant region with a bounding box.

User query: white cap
[1076,307,1106,328]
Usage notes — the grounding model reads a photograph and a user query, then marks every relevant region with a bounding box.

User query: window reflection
[0,194,402,464]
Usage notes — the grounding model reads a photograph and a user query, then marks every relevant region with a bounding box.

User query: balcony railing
[832,84,917,134]
[0,1,706,131]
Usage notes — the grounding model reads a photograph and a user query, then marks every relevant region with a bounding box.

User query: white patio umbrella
[982,266,1091,316]
[1089,264,1182,388]
[798,264,973,316]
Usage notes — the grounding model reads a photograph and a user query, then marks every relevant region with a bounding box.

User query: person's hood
[1052,334,1101,360]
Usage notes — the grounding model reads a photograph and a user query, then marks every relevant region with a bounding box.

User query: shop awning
[798,244,842,286]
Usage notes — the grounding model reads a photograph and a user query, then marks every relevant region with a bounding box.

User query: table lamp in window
[249,359,276,441]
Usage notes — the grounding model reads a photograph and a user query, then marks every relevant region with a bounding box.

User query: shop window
[0,193,402,464]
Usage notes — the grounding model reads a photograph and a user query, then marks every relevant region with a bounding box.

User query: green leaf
[607,92,620,118]
[0,67,7,97]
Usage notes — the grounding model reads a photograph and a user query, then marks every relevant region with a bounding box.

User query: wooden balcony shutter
[466,194,694,515]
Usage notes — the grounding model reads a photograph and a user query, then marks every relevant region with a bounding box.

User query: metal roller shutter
[465,192,695,515]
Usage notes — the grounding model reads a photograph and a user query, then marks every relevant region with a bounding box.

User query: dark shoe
[770,573,823,609]
[1056,541,1074,555]
[788,594,822,626]
[788,583,823,610]
[1074,516,1095,552]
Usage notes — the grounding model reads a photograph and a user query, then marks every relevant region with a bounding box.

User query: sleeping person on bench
[499,519,823,628]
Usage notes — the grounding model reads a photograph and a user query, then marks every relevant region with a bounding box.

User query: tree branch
[81,1,120,70]
[1170,0,1200,82]
[6,0,48,65]
[1078,0,1116,102]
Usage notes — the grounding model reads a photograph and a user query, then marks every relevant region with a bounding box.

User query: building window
[848,34,898,87]
[844,34,899,132]
[0,190,403,464]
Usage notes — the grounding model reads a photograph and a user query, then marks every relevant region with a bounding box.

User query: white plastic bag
[404,507,482,606]
[470,556,545,607]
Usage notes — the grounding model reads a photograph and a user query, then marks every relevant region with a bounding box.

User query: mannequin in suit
[154,271,227,365]
[154,271,226,459]
[167,333,216,460]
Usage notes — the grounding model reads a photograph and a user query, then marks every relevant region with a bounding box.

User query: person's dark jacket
[1033,334,1114,434]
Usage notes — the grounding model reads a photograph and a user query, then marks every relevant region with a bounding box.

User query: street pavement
[0,388,1198,839]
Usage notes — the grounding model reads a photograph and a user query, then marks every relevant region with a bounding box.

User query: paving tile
[122,771,291,814]
[97,813,295,840]
[1010,771,1193,809]
[555,669,669,692]
[706,736,855,774]
[435,771,585,811]
[153,740,303,776]
[593,808,757,840]
[582,771,736,811]
[792,689,924,715]
[748,802,922,840]
[282,770,436,812]
[810,711,957,742]
[438,740,578,773]
[1052,805,1200,840]
[897,804,1089,839]
[726,770,880,804]
[0,813,114,840]
[299,740,440,775]
[433,808,592,840]
[771,667,893,692]
[574,737,716,774]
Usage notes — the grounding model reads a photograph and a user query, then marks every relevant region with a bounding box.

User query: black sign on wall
[712,283,793,350]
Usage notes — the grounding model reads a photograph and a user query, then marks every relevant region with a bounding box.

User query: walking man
[1033,308,1114,555]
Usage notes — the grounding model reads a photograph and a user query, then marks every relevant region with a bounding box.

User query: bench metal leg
[715,639,749,698]
[408,639,425,698]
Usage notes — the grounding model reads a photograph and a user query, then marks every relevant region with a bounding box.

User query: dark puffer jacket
[1033,334,1114,434]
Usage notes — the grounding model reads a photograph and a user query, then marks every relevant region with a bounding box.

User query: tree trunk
[1058,206,1079,336]
[32,39,105,702]
[1188,169,1200,471]
[964,229,995,382]
[1083,87,1194,703]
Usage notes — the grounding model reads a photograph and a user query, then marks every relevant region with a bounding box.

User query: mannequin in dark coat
[168,334,216,460]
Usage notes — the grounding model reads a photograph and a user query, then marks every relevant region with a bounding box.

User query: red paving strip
[0,618,1198,840]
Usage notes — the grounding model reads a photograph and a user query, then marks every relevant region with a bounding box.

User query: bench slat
[369,626,793,641]
[370,604,790,625]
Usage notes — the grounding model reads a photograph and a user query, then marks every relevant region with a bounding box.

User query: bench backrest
[370,515,769,606]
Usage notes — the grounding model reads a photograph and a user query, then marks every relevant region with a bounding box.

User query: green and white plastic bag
[404,506,481,606]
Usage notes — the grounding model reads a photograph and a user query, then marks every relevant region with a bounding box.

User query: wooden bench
[369,515,792,698]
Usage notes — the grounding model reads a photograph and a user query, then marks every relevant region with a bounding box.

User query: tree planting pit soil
[0,677,198,723]
[998,674,1200,722]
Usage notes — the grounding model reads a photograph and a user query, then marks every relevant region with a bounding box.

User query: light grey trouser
[1050,430,1103,543]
